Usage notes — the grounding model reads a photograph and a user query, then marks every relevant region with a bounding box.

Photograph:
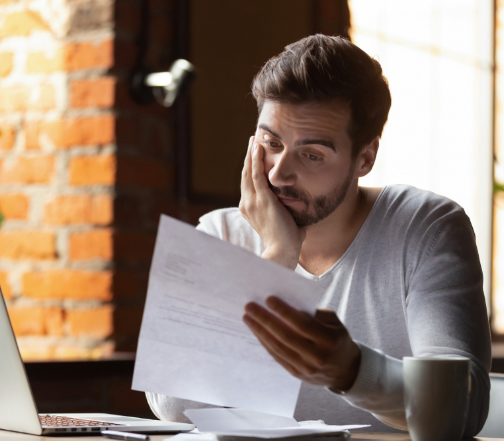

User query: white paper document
[174,409,368,439]
[132,215,322,417]
[184,408,300,432]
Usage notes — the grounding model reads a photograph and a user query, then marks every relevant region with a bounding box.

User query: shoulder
[197,207,248,238]
[197,208,263,256]
[377,184,470,236]
[380,184,465,219]
[374,184,476,261]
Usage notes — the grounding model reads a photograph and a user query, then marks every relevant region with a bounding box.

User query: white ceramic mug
[403,356,471,441]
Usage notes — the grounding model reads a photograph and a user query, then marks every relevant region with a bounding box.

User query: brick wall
[0,0,176,359]
[0,0,349,361]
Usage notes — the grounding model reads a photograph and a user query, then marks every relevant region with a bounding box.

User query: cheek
[263,153,276,177]
[306,166,348,193]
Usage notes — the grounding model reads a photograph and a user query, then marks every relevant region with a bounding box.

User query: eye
[305,153,321,161]
[267,141,280,148]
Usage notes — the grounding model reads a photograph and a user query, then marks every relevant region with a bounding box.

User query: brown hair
[252,34,391,157]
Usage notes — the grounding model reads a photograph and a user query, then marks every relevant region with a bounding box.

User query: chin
[286,206,323,227]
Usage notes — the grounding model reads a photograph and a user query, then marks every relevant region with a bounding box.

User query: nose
[267,151,296,187]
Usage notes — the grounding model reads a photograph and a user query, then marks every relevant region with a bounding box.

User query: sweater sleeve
[339,210,491,436]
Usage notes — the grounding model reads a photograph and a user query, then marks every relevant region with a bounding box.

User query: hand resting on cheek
[239,136,306,270]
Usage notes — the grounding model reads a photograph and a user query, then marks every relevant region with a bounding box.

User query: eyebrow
[258,124,335,152]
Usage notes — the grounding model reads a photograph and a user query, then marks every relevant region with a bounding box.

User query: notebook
[0,289,194,435]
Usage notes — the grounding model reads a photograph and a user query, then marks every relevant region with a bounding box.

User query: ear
[355,137,379,178]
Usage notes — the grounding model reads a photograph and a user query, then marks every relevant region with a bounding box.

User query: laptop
[0,290,195,435]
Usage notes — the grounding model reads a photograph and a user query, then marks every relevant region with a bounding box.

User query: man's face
[255,100,357,227]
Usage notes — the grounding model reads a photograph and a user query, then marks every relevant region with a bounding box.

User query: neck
[298,184,379,275]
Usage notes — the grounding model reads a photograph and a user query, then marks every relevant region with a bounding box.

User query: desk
[0,432,502,441]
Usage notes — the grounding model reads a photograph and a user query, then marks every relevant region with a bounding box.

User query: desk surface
[0,432,502,441]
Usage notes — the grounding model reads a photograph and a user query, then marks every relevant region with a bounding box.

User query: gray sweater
[146,185,491,435]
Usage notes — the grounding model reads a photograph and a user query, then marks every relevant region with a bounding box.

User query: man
[147,35,491,435]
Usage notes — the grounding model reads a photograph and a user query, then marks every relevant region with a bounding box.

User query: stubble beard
[268,166,355,227]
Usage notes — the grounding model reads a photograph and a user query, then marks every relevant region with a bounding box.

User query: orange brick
[24,121,38,149]
[0,85,55,112]
[18,346,55,361]
[25,116,115,149]
[91,194,113,224]
[66,305,113,338]
[7,307,62,336]
[43,194,113,225]
[0,125,14,150]
[0,193,29,219]
[0,87,28,112]
[0,11,49,38]
[69,155,116,186]
[0,271,13,299]
[0,231,56,260]
[69,229,112,260]
[0,155,55,184]
[45,308,64,336]
[26,40,113,73]
[117,157,172,189]
[26,51,61,74]
[22,270,112,300]
[0,52,13,77]
[8,307,44,335]
[70,78,115,108]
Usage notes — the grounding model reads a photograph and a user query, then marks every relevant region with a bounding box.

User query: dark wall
[26,359,154,418]
[189,0,314,202]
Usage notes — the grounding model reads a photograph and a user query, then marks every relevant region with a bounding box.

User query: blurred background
[0,0,502,417]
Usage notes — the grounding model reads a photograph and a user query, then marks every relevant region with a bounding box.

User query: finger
[243,314,313,377]
[314,308,349,345]
[314,308,343,327]
[251,142,270,193]
[241,136,256,196]
[255,330,315,377]
[266,297,331,343]
[243,136,254,167]
[245,302,325,366]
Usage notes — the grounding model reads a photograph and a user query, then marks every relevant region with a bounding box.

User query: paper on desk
[132,215,322,417]
[184,408,299,431]
[179,408,368,439]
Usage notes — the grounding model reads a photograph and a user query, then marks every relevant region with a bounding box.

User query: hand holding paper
[132,215,322,417]
[243,298,361,393]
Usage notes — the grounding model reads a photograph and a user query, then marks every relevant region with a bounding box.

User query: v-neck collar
[295,186,389,281]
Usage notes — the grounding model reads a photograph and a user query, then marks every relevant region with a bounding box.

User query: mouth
[277,196,301,206]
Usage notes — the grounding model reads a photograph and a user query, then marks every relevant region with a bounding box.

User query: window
[349,0,494,319]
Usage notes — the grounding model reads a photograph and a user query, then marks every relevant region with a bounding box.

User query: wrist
[329,343,362,394]
[261,246,300,270]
